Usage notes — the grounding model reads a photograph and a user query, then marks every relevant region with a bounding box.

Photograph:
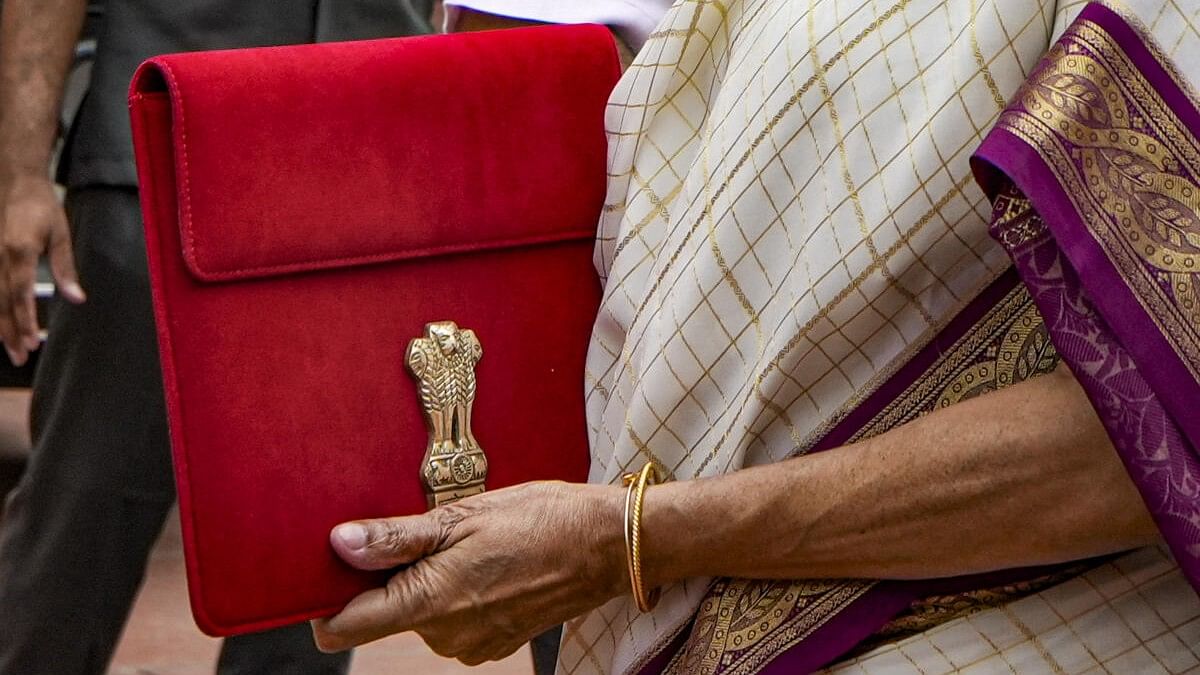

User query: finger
[330,513,448,571]
[459,653,492,667]
[459,641,520,667]
[7,247,39,350]
[0,249,26,366]
[0,247,26,362]
[47,216,84,304]
[7,274,37,353]
[19,291,37,352]
[490,639,526,662]
[310,571,431,652]
[310,617,371,654]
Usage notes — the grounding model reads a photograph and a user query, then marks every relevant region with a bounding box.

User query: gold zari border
[665,282,1059,675]
[996,19,1200,381]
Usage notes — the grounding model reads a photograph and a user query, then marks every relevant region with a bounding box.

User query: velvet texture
[128,25,620,636]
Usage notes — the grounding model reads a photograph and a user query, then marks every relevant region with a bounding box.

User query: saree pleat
[653,274,1075,675]
[568,0,1200,672]
[973,1,1200,589]
[829,3,1200,669]
[631,2,1200,673]
[569,1,1058,670]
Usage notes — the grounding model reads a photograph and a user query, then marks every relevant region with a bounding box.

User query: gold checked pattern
[663,280,1064,675]
[562,0,1200,673]
[827,545,1200,674]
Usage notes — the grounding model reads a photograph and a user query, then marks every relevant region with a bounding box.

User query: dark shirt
[63,0,431,187]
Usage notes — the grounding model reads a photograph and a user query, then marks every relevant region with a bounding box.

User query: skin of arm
[639,362,1158,586]
[311,363,1158,662]
[0,0,88,366]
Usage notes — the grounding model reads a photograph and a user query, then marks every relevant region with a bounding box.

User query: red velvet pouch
[128,25,619,636]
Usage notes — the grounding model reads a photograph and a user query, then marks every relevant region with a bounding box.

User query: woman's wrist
[580,475,717,604]
[637,480,692,590]
[581,466,806,604]
[637,476,749,590]
[575,482,640,600]
[634,463,822,590]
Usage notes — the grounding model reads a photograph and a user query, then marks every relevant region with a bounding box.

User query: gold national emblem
[406,321,488,507]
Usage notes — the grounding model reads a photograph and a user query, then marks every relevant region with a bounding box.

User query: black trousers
[0,187,350,675]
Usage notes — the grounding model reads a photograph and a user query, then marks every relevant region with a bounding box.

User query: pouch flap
[130,25,619,282]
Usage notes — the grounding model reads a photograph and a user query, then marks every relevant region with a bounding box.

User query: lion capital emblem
[406,321,488,507]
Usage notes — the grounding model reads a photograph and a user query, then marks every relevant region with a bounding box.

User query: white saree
[557,0,1200,673]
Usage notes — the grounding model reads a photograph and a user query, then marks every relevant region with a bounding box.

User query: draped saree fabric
[974,0,1200,592]
[562,0,1200,673]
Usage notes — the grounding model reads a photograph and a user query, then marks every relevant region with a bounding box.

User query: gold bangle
[622,461,661,613]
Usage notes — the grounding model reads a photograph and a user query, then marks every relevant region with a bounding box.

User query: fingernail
[333,524,367,551]
[61,282,86,303]
[5,346,24,367]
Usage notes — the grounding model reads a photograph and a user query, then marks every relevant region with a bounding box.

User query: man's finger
[19,291,37,351]
[0,247,27,365]
[329,513,447,571]
[0,249,19,365]
[48,217,84,304]
[7,248,39,348]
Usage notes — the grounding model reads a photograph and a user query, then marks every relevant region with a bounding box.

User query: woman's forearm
[314,367,1161,656]
[639,364,1160,587]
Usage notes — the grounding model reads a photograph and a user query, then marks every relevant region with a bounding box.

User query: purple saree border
[811,270,1020,453]
[639,5,1200,674]
[972,1,1200,589]
[974,131,1200,585]
[754,565,1080,675]
[973,2,1200,452]
[757,585,917,675]
[637,268,1073,675]
[976,129,1200,442]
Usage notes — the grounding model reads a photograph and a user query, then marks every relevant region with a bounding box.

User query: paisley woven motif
[997,18,1200,379]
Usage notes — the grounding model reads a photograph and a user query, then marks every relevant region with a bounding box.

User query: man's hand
[311,482,627,665]
[0,172,83,365]
[0,0,90,365]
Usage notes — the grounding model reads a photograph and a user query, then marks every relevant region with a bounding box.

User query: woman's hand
[311,481,628,665]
